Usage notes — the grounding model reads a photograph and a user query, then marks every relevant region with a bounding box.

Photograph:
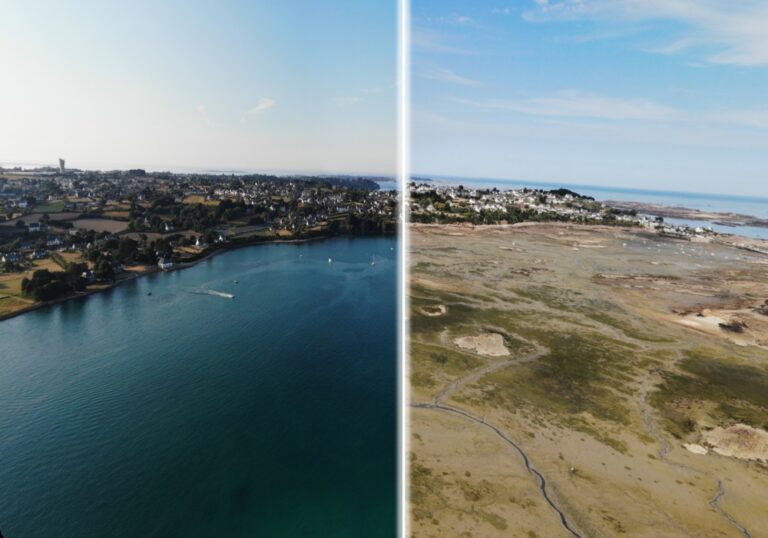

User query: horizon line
[411,173,768,202]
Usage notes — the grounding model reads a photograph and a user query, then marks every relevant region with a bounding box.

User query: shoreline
[604,200,768,228]
[410,220,768,244]
[0,231,395,323]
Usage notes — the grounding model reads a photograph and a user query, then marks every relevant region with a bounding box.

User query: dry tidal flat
[408,223,768,538]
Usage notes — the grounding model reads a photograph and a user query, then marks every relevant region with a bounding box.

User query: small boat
[209,290,234,299]
[328,257,332,263]
[371,256,376,266]
[147,292,152,296]
[190,289,235,299]
[233,279,239,284]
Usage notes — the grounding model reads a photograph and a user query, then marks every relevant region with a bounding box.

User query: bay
[0,237,397,537]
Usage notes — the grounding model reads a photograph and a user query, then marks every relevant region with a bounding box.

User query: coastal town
[409,181,721,239]
[0,162,398,318]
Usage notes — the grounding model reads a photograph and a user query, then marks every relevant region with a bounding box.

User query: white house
[158,256,173,270]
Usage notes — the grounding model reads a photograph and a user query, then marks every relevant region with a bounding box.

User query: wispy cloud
[245,97,277,115]
[412,28,475,55]
[331,96,362,107]
[712,108,768,130]
[492,7,515,16]
[522,0,768,66]
[453,90,675,121]
[437,14,475,25]
[195,104,213,127]
[453,89,768,131]
[644,36,700,55]
[420,67,482,86]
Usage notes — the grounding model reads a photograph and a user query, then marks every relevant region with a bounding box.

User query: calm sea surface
[0,237,397,537]
[428,176,768,239]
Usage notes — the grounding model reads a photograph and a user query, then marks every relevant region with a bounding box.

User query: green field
[32,200,66,213]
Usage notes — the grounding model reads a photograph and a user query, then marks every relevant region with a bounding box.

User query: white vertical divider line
[398,0,410,536]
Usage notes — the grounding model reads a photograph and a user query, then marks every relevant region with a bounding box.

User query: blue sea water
[426,176,768,239]
[0,237,397,537]
[375,180,399,191]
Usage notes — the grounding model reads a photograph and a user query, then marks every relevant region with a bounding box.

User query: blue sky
[412,0,768,196]
[0,1,396,175]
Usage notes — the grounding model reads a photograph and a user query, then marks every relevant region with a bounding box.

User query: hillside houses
[1,167,397,277]
[409,182,716,240]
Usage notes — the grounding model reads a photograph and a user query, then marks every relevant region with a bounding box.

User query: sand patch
[420,304,446,317]
[704,424,768,462]
[454,333,509,357]
[683,443,708,455]
[672,309,768,349]
[677,311,727,332]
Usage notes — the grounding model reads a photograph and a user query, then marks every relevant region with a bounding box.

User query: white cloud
[522,0,768,66]
[420,67,481,86]
[245,97,277,115]
[454,90,674,121]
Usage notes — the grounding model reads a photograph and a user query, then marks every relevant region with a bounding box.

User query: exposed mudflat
[410,222,768,538]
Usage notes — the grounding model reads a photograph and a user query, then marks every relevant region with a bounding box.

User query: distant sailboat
[371,255,376,266]
[328,257,332,263]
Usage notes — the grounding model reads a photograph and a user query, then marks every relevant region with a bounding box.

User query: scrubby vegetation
[652,349,768,436]
[21,266,86,301]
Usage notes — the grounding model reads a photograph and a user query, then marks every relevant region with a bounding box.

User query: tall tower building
[58,158,65,174]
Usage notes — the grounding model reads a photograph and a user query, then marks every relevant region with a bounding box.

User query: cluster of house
[0,230,122,267]
[209,182,395,220]
[1,168,398,274]
[2,168,396,230]
[409,183,716,238]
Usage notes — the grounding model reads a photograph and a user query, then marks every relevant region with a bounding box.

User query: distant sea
[375,179,399,190]
[0,238,396,537]
[427,176,768,240]
[0,161,395,185]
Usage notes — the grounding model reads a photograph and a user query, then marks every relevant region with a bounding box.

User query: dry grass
[182,195,220,206]
[71,218,129,233]
[102,210,130,219]
[0,258,68,316]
